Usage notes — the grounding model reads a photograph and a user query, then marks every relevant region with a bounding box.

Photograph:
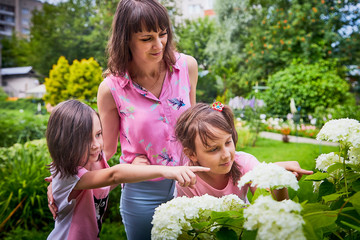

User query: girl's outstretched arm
[74,165,210,190]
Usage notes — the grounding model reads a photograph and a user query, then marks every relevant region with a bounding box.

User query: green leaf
[322,192,348,203]
[302,203,331,215]
[215,227,238,240]
[318,180,336,199]
[302,220,322,240]
[210,211,244,227]
[302,211,338,230]
[241,229,257,240]
[351,178,360,192]
[326,163,343,174]
[251,188,271,203]
[304,172,329,181]
[349,192,360,215]
[340,221,360,231]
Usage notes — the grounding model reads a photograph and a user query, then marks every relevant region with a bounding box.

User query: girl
[46,100,208,240]
[175,102,313,202]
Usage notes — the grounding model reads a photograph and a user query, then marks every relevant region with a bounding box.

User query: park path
[259,131,339,146]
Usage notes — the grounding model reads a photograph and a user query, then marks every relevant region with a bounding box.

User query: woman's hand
[162,166,210,188]
[274,161,313,181]
[45,176,58,220]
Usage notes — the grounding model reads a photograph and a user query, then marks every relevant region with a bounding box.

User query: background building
[0,0,42,38]
[1,66,41,98]
[175,0,215,23]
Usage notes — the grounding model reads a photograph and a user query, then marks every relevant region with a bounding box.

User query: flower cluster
[151,194,245,240]
[316,118,360,147]
[243,195,305,240]
[238,162,299,191]
[228,96,265,110]
[315,152,343,171]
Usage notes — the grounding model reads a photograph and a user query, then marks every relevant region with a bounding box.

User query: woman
[97,0,198,239]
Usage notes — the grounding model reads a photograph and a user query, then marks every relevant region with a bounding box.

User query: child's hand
[45,177,58,220]
[163,166,210,188]
[274,161,313,181]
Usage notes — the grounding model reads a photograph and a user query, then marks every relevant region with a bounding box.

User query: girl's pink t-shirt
[104,53,191,172]
[176,152,260,202]
[48,154,110,240]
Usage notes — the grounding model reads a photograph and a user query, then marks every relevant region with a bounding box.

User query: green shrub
[0,98,45,112]
[0,87,8,101]
[263,59,352,116]
[0,139,53,235]
[0,109,48,147]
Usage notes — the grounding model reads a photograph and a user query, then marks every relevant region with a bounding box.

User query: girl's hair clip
[212,101,224,112]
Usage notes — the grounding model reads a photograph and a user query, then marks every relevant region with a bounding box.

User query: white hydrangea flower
[237,162,299,191]
[348,147,360,166]
[243,195,305,240]
[316,118,360,146]
[151,194,246,240]
[315,152,343,171]
[312,181,322,193]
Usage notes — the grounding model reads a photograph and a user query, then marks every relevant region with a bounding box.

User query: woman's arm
[97,81,120,160]
[186,55,198,106]
[74,165,210,190]
[250,161,313,201]
[272,161,313,201]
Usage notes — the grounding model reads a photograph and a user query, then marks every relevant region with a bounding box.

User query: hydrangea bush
[151,118,360,240]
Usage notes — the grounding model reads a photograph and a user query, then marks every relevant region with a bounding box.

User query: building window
[0,4,14,12]
[22,18,29,25]
[22,28,30,35]
[2,81,7,87]
[22,8,30,15]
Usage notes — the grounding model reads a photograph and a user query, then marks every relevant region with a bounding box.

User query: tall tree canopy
[207,0,360,97]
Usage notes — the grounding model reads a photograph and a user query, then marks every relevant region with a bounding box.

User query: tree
[43,56,70,106]
[67,57,102,101]
[1,33,31,68]
[29,0,97,76]
[176,16,215,70]
[207,0,360,98]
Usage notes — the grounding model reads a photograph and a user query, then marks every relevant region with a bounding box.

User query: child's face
[89,113,104,163]
[189,126,235,175]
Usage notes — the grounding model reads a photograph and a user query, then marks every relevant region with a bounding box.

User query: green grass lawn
[239,137,338,203]
[238,137,338,170]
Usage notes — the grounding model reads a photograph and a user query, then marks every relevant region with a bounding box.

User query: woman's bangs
[130,5,169,33]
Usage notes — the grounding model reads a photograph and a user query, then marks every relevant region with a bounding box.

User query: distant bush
[0,109,48,147]
[0,87,8,101]
[0,98,45,112]
[263,59,353,116]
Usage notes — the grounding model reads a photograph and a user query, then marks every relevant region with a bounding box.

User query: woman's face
[129,28,168,64]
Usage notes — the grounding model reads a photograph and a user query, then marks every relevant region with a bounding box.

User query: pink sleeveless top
[104,53,191,171]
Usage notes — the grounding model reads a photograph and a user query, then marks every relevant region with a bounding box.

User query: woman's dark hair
[46,100,98,178]
[106,0,176,77]
[175,103,241,184]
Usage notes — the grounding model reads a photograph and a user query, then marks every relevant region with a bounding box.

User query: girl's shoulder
[234,151,260,172]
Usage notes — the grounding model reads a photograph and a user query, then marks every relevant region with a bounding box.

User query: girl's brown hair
[46,100,99,178]
[175,103,241,184]
[106,0,176,77]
